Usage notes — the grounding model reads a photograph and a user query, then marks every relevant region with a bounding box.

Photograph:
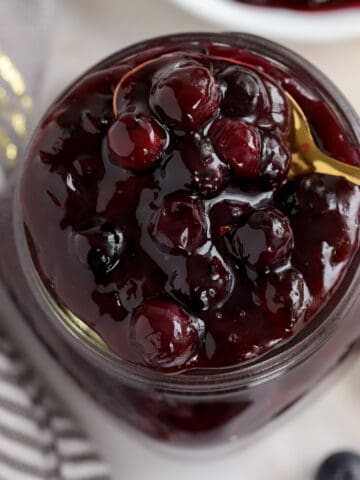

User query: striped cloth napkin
[0,329,111,480]
[0,1,112,479]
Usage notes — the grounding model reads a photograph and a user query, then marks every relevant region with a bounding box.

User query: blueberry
[253,267,309,330]
[107,113,167,171]
[150,55,221,131]
[180,140,230,198]
[227,207,294,272]
[316,452,360,480]
[219,65,264,118]
[72,220,125,277]
[130,298,204,370]
[260,132,291,184]
[167,252,234,311]
[148,192,207,254]
[209,118,262,179]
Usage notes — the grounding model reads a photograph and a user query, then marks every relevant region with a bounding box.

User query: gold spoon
[287,93,360,186]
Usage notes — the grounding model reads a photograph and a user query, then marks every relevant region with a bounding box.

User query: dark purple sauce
[21,42,360,374]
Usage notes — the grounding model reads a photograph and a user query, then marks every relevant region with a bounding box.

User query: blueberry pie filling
[21,41,360,373]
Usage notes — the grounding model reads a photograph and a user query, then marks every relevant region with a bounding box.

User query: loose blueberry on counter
[316,451,360,480]
[227,208,294,272]
[107,113,167,171]
[130,298,204,370]
[150,56,221,131]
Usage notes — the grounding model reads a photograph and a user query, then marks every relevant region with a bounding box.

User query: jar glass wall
[0,33,360,446]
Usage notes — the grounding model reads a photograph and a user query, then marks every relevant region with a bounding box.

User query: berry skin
[227,208,293,272]
[72,220,125,277]
[219,65,264,118]
[253,268,308,330]
[148,192,207,254]
[315,452,360,480]
[181,140,230,199]
[150,56,221,131]
[158,140,229,200]
[260,132,291,184]
[209,118,262,179]
[129,298,204,370]
[211,200,252,237]
[107,113,167,171]
[257,77,291,135]
[218,63,291,135]
[167,253,234,311]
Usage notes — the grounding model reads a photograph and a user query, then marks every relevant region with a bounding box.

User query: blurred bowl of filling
[169,0,360,42]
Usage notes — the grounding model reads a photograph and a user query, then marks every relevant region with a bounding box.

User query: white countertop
[15,0,360,478]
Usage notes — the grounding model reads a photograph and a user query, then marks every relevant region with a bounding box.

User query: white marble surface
[15,0,360,478]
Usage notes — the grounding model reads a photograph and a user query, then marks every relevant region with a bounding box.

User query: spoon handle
[312,152,360,186]
[288,94,360,186]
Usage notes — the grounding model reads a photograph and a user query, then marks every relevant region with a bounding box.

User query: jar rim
[15,32,360,393]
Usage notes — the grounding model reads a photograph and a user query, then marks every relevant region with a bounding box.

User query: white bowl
[169,0,360,42]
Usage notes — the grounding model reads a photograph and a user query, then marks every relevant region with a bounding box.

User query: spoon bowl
[287,94,360,186]
[112,57,360,187]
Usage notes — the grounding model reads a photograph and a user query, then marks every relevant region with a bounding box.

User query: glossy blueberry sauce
[21,41,360,374]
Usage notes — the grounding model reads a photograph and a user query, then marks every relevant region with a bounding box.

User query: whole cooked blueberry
[107,113,167,171]
[219,63,291,135]
[227,207,294,272]
[148,192,207,254]
[130,298,204,370]
[167,252,234,311]
[253,267,309,330]
[316,451,360,480]
[210,118,262,179]
[150,55,221,131]
[72,220,125,277]
[157,139,230,200]
[210,200,253,237]
[219,65,264,118]
[260,132,291,183]
[181,140,230,198]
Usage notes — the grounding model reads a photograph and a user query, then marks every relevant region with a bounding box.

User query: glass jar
[1,32,360,447]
